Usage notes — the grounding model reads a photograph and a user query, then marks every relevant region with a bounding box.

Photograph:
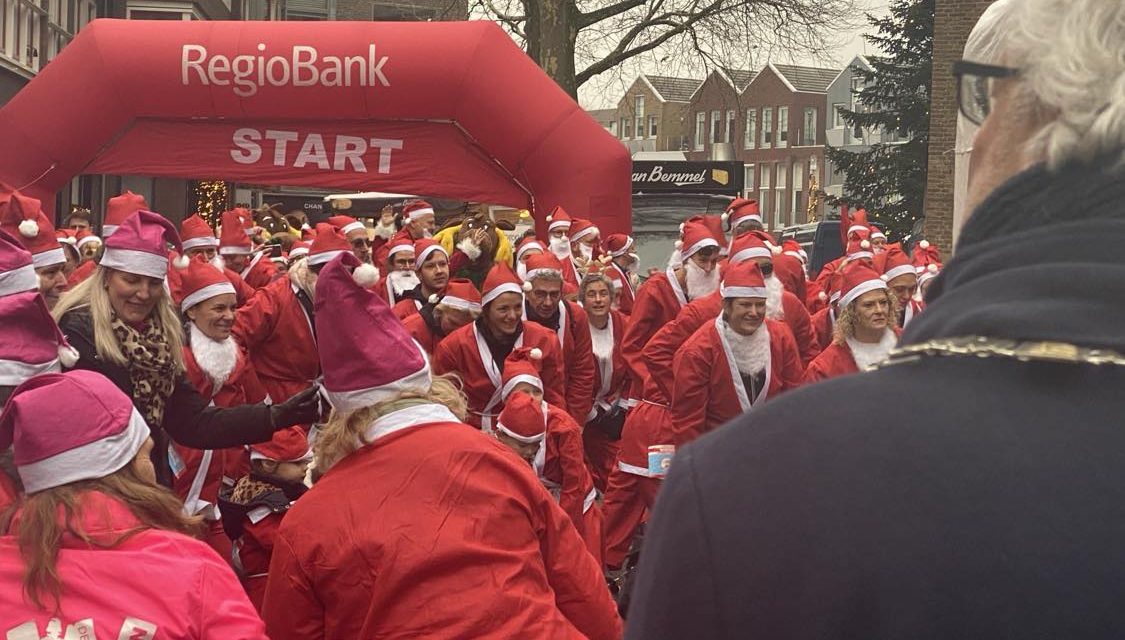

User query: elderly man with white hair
[627,1,1125,638]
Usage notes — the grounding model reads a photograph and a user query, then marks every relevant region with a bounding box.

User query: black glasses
[351,238,372,249]
[952,60,1019,126]
[759,262,774,277]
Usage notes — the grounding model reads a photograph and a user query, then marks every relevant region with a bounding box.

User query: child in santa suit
[219,427,311,612]
[495,348,604,566]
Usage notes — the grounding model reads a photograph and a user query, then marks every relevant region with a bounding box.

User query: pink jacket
[0,491,266,639]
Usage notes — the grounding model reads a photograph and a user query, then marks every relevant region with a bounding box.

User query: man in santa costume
[602,232,639,315]
[669,260,804,446]
[522,251,596,424]
[393,238,449,320]
[327,214,372,264]
[373,199,437,266]
[514,235,546,281]
[376,236,419,305]
[565,218,601,288]
[170,213,256,306]
[722,197,765,238]
[433,263,565,430]
[0,186,69,310]
[544,204,573,262]
[912,239,943,299]
[402,278,480,356]
[496,373,604,567]
[233,223,350,408]
[876,245,921,327]
[804,261,901,383]
[171,258,268,557]
[261,251,621,640]
[220,209,279,289]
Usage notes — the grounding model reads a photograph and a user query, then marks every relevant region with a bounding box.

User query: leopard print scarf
[112,316,177,428]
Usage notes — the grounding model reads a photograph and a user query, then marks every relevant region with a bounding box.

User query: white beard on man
[764,274,785,320]
[373,219,396,241]
[389,270,422,296]
[549,235,571,260]
[684,259,720,300]
[209,255,226,272]
[188,322,240,390]
[722,318,771,379]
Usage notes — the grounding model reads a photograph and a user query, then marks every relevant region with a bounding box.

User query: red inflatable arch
[0,19,631,233]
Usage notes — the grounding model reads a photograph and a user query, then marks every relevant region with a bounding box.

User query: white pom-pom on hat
[927,263,939,274]
[529,348,543,360]
[522,281,534,292]
[919,240,930,250]
[352,262,380,287]
[770,244,782,255]
[721,212,730,225]
[428,293,441,304]
[546,215,554,223]
[880,274,890,281]
[18,219,38,238]
[678,223,685,234]
[674,240,683,250]
[861,240,871,249]
[172,254,190,270]
[818,291,828,302]
[58,344,78,368]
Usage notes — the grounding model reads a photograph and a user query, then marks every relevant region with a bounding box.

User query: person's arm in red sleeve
[541,335,567,410]
[261,532,325,640]
[802,348,834,385]
[228,269,257,307]
[555,423,590,536]
[564,306,596,423]
[232,285,281,356]
[621,284,661,384]
[432,333,460,377]
[644,306,703,402]
[196,552,270,640]
[783,293,819,366]
[670,344,712,449]
[773,321,806,393]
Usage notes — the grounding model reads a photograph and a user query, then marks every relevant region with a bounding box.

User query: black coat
[626,160,1125,639]
[57,309,276,485]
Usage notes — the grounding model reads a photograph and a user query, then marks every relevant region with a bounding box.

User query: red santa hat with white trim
[603,233,634,258]
[103,191,148,237]
[545,205,572,233]
[218,209,255,256]
[328,214,366,236]
[721,259,768,299]
[569,218,600,244]
[481,262,531,306]
[384,236,415,266]
[429,278,482,312]
[403,200,436,224]
[175,259,236,312]
[912,240,942,281]
[0,187,66,269]
[522,251,564,282]
[722,198,762,231]
[845,228,874,262]
[839,261,888,309]
[289,241,311,260]
[878,246,915,282]
[314,251,431,413]
[306,223,352,268]
[101,210,188,278]
[516,236,545,263]
[250,426,312,462]
[180,214,218,252]
[500,346,544,401]
[75,228,102,252]
[496,389,547,443]
[728,231,779,265]
[413,238,447,271]
[677,219,720,259]
[0,370,150,494]
[782,239,807,264]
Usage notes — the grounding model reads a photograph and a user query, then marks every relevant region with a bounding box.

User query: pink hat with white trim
[100,210,186,278]
[103,191,148,237]
[496,389,547,443]
[720,260,767,299]
[314,251,431,413]
[413,238,448,271]
[0,370,150,493]
[839,261,888,309]
[403,200,435,223]
[180,214,218,252]
[0,290,79,385]
[175,259,235,311]
[0,227,39,297]
[0,187,66,269]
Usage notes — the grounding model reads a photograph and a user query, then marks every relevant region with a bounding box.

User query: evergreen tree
[826,0,934,240]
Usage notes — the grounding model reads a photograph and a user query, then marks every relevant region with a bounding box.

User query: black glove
[270,386,321,428]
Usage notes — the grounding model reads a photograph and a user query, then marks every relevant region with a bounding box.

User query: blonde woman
[53,211,319,486]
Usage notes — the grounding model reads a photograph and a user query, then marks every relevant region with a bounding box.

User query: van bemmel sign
[631,161,744,195]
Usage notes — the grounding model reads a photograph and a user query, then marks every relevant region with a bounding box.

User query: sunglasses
[351,238,372,249]
[952,60,1019,126]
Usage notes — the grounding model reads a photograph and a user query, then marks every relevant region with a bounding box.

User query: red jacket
[403,311,441,356]
[65,259,96,288]
[240,252,280,289]
[526,299,596,423]
[621,268,688,402]
[811,306,835,353]
[0,492,266,638]
[261,404,621,640]
[537,405,597,536]
[433,321,566,430]
[232,275,318,405]
[606,262,636,316]
[393,296,424,321]
[804,328,902,384]
[669,318,804,447]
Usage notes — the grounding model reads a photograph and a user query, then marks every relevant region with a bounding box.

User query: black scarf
[476,317,523,371]
[526,301,562,332]
[420,304,446,338]
[903,159,1125,352]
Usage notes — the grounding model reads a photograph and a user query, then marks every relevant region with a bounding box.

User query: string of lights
[193,179,228,227]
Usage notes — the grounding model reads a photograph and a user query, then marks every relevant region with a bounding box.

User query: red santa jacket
[0,492,266,638]
[607,262,636,316]
[669,318,804,448]
[433,320,566,430]
[403,311,442,356]
[811,306,836,353]
[621,268,689,401]
[535,404,598,535]
[65,259,96,288]
[261,404,621,640]
[803,328,903,384]
[526,299,596,424]
[240,252,280,289]
[232,275,318,405]
[393,296,424,321]
[590,309,630,416]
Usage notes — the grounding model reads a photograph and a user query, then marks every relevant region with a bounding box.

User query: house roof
[644,75,704,102]
[771,64,841,93]
[722,67,758,91]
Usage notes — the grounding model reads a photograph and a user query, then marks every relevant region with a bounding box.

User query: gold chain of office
[879,336,1125,368]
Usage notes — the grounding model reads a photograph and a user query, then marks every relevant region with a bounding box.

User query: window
[776,163,788,228]
[802,107,817,146]
[761,107,773,148]
[649,115,658,138]
[744,109,757,149]
[851,77,863,102]
[635,95,645,143]
[373,3,435,19]
[608,121,618,136]
[694,112,706,150]
[621,117,632,140]
[759,165,771,228]
[725,110,736,144]
[711,111,722,144]
[777,106,789,148]
[832,103,847,129]
[792,162,803,224]
[744,164,756,198]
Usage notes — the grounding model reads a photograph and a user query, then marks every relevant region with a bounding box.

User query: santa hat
[500,346,544,401]
[103,191,148,237]
[846,228,874,261]
[306,223,351,267]
[603,233,634,258]
[75,228,102,251]
[413,238,447,270]
[782,239,807,264]
[516,237,545,262]
[176,259,236,311]
[912,240,942,284]
[403,200,435,223]
[729,231,777,265]
[546,205,572,232]
[431,278,482,313]
[878,246,915,282]
[0,228,39,297]
[385,237,415,263]
[56,228,77,246]
[720,259,768,299]
[249,426,312,462]
[289,241,311,260]
[569,218,600,243]
[101,210,187,278]
[677,219,720,259]
[496,390,547,443]
[179,214,218,251]
[314,252,431,413]
[218,210,254,256]
[0,187,66,269]
[0,289,79,383]
[870,228,887,241]
[722,198,762,230]
[839,261,888,309]
[328,214,365,236]
[482,262,530,306]
[0,370,149,493]
[846,208,871,239]
[523,252,564,282]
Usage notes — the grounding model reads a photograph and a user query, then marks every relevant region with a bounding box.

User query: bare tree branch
[576,0,648,28]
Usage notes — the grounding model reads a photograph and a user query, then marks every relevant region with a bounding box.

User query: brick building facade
[615,75,701,155]
[683,68,754,161]
[923,0,993,257]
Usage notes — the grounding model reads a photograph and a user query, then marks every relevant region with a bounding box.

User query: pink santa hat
[100,210,187,278]
[314,251,431,413]
[0,186,66,269]
[495,389,547,443]
[0,227,40,297]
[0,370,150,493]
[103,191,148,237]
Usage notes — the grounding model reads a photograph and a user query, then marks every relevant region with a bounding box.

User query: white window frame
[710,110,722,144]
[744,163,756,198]
[694,112,706,150]
[761,107,773,149]
[832,103,847,129]
[621,117,631,140]
[802,107,817,147]
[648,114,658,139]
[744,109,757,149]
[724,109,736,144]
[792,162,803,224]
[777,106,789,149]
[635,95,645,143]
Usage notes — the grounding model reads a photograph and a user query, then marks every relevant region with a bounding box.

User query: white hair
[1006,0,1125,169]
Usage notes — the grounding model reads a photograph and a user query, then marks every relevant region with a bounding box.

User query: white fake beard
[389,270,421,295]
[684,259,720,300]
[666,248,683,270]
[209,255,226,271]
[577,243,594,260]
[764,275,785,320]
[189,323,239,390]
[549,236,571,259]
[847,329,897,372]
[623,253,640,273]
[723,319,771,377]
[373,220,396,240]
